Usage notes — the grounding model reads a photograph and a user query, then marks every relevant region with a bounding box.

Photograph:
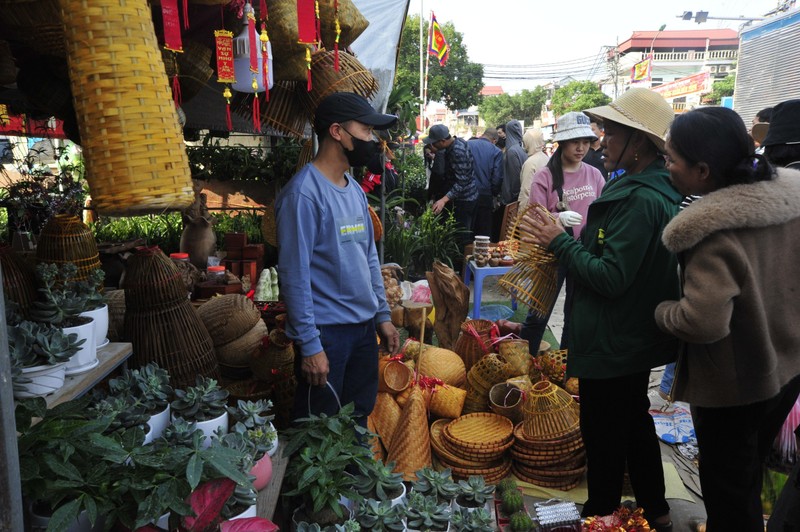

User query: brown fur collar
[662,167,800,253]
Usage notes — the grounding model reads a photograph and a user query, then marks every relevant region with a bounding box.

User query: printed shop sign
[652,72,712,99]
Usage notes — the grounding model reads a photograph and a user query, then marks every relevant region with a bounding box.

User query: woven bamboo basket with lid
[121,247,192,310]
[197,294,262,347]
[35,214,101,282]
[454,319,498,373]
[60,0,193,215]
[522,380,580,440]
[0,245,37,317]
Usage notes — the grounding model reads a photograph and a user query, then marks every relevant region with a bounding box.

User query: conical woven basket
[417,345,466,387]
[489,382,525,423]
[454,319,497,373]
[0,245,37,317]
[250,329,296,383]
[215,319,268,368]
[35,215,101,281]
[366,415,385,462]
[121,247,193,310]
[386,386,432,481]
[497,338,531,377]
[197,294,262,347]
[522,380,580,440]
[298,51,379,122]
[377,357,413,394]
[60,0,193,215]
[369,392,402,450]
[426,383,466,420]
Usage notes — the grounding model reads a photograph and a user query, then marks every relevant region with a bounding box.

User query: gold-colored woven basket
[387,386,432,481]
[369,392,402,450]
[35,214,101,281]
[453,319,496,373]
[467,354,513,394]
[318,0,368,49]
[215,319,268,368]
[445,412,514,449]
[298,51,379,122]
[426,384,466,420]
[197,294,262,347]
[0,245,37,317]
[60,0,194,215]
[497,339,531,377]
[417,345,466,388]
[377,358,413,394]
[522,380,580,440]
[430,419,487,468]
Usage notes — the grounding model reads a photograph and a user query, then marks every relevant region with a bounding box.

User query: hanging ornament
[161,0,184,53]
[214,29,235,131]
[232,2,274,132]
[258,0,270,102]
[297,0,319,92]
[334,0,341,71]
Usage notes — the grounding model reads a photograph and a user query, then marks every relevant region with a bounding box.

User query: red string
[172,73,182,106]
[252,93,261,132]
[226,101,232,131]
[182,0,189,29]
[334,43,340,71]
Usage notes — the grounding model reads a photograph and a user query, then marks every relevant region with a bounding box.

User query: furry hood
[662,167,800,253]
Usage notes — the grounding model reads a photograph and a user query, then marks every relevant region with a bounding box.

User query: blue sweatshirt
[468,137,503,196]
[275,163,391,357]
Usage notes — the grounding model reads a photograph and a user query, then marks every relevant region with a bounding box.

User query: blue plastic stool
[463,260,516,319]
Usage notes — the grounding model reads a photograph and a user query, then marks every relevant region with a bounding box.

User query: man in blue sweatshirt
[275,92,401,425]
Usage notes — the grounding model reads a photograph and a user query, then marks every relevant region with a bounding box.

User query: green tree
[703,73,735,105]
[478,87,548,127]
[550,80,611,116]
[395,14,484,111]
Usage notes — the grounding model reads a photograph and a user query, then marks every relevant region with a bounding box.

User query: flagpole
[419,0,424,135]
[423,11,432,129]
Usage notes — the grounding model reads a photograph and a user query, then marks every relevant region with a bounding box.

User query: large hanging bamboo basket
[59,0,194,215]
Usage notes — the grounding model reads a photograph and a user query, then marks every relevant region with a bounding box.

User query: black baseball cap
[760,99,800,146]
[314,92,398,134]
[422,124,450,145]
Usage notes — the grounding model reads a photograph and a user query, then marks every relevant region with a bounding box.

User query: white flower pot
[266,422,279,457]
[147,404,171,442]
[390,482,407,508]
[15,363,67,398]
[227,504,257,520]
[174,411,228,448]
[63,319,97,376]
[80,304,109,348]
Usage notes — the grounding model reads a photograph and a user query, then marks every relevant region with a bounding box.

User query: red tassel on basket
[252,92,261,132]
[183,0,189,29]
[172,72,182,106]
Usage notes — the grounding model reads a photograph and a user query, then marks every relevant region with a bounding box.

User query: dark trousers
[292,320,379,428]
[580,371,670,523]
[693,374,800,531]
[520,264,572,350]
[450,198,477,249]
[472,194,494,239]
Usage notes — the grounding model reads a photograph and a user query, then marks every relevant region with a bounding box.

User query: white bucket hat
[552,112,597,143]
[584,88,674,152]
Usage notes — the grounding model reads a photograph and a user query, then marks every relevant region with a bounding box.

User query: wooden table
[45,342,134,408]
[256,438,288,520]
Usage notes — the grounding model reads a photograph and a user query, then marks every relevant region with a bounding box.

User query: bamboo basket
[369,392,402,450]
[426,384,466,420]
[461,384,489,415]
[377,357,413,394]
[60,0,193,215]
[224,377,272,406]
[366,415,384,462]
[497,338,531,377]
[235,81,309,138]
[454,319,497,373]
[251,329,296,383]
[445,412,514,449]
[386,387,432,481]
[298,51,379,122]
[121,247,192,310]
[489,382,525,423]
[197,294,262,346]
[0,245,37,317]
[429,419,489,468]
[416,344,466,387]
[522,380,580,440]
[215,319,268,368]
[467,354,513,394]
[106,289,126,342]
[35,214,101,281]
[0,0,65,58]
[161,39,214,104]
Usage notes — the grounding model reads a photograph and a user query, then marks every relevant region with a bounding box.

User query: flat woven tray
[430,419,490,468]
[511,465,583,491]
[448,455,511,478]
[445,412,514,449]
[442,437,513,463]
[511,447,585,468]
[514,423,582,448]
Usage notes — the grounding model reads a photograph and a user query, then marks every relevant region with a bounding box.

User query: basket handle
[307,381,343,416]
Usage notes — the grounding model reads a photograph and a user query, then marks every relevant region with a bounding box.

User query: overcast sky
[408,0,783,93]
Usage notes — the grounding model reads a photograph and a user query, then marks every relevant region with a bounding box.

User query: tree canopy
[703,74,735,105]
[550,80,611,116]
[478,87,548,128]
[395,14,484,112]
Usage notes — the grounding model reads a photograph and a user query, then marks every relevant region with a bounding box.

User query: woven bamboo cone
[369,392,402,450]
[0,245,37,317]
[35,214,101,282]
[367,415,385,462]
[387,386,432,481]
[59,0,193,215]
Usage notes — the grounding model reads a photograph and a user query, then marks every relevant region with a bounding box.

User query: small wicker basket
[377,357,413,394]
[522,380,580,440]
[454,319,497,373]
[35,215,101,281]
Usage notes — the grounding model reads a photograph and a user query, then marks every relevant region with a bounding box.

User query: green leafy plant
[355,498,405,531]
[90,393,151,434]
[114,362,173,413]
[411,467,459,504]
[75,268,106,311]
[228,399,274,431]
[90,213,183,252]
[501,488,524,515]
[171,376,229,421]
[29,263,90,326]
[496,477,518,497]
[383,208,465,278]
[404,492,451,531]
[353,459,405,502]
[455,475,495,508]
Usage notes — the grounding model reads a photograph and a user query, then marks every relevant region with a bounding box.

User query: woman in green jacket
[522,88,681,531]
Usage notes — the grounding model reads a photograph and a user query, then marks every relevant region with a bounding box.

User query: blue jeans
[292,320,379,428]
[659,363,675,396]
[520,263,572,351]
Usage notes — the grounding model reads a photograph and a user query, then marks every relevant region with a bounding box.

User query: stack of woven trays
[512,380,585,490]
[430,413,514,483]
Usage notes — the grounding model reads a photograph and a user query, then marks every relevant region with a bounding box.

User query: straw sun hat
[584,87,674,152]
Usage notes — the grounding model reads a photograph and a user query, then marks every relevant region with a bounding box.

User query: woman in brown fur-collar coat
[656,106,800,532]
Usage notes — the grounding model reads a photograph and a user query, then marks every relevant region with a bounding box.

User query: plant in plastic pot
[352,459,406,506]
[108,363,174,439]
[355,498,406,531]
[454,475,495,511]
[171,376,229,446]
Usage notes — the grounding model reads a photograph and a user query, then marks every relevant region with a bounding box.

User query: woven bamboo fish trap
[377,357,413,394]
[235,81,309,138]
[60,0,193,215]
[454,319,497,373]
[522,380,580,440]
[0,245,37,317]
[497,338,531,377]
[121,247,191,310]
[369,392,402,450]
[197,294,262,347]
[497,203,559,317]
[386,386,432,481]
[35,214,101,281]
[106,289,126,342]
[298,51,379,122]
[161,39,214,104]
[489,382,525,424]
[251,328,296,383]
[215,319,268,368]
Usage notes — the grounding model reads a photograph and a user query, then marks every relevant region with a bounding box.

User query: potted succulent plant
[220,474,259,521]
[353,460,406,507]
[227,399,278,491]
[411,467,459,505]
[77,267,109,348]
[8,319,84,397]
[450,506,495,532]
[404,491,451,532]
[171,375,229,447]
[355,499,406,531]
[108,363,174,440]
[453,475,495,512]
[29,262,97,375]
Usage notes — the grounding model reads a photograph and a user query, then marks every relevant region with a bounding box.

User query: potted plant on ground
[29,262,97,375]
[227,399,278,490]
[77,267,109,348]
[411,467,459,505]
[8,319,84,398]
[404,491,451,532]
[107,363,173,440]
[171,375,229,447]
[453,475,495,512]
[355,499,406,531]
[353,460,406,507]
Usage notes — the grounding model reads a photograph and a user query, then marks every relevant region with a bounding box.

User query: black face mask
[496,137,506,150]
[341,126,380,168]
